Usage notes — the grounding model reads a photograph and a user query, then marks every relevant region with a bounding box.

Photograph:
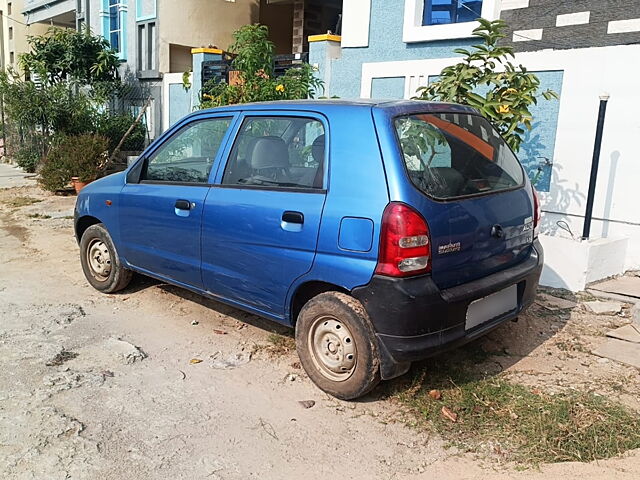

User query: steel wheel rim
[86,239,112,281]
[307,315,357,382]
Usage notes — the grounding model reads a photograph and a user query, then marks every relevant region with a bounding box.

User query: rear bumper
[352,240,544,379]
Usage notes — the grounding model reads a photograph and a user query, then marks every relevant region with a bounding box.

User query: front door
[119,114,235,288]
[202,113,328,318]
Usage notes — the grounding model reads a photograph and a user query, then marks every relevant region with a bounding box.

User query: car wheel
[80,223,132,293]
[295,291,381,400]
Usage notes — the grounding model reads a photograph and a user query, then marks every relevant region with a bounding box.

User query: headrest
[250,136,289,169]
[312,134,325,163]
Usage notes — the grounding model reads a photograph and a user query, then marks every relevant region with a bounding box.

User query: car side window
[222,116,325,189]
[142,117,232,183]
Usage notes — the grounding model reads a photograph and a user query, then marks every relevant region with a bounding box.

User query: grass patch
[3,196,42,208]
[389,352,640,464]
[27,213,51,219]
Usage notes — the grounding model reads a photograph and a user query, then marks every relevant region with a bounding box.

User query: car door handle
[282,211,304,224]
[175,199,192,211]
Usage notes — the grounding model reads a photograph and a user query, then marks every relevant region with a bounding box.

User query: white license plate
[465,285,518,331]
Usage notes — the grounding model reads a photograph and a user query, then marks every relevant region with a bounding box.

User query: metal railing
[201,52,309,86]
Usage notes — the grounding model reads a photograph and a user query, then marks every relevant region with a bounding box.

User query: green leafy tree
[199,24,323,108]
[415,19,557,152]
[20,27,120,98]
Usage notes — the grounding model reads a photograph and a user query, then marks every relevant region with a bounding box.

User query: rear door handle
[282,211,304,224]
[175,199,192,211]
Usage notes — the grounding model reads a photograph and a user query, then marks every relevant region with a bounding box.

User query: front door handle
[175,199,192,211]
[282,211,304,224]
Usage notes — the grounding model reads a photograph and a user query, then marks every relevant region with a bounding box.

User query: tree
[199,25,323,108]
[19,27,120,99]
[415,19,557,152]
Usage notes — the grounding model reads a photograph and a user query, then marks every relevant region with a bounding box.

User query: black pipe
[582,96,609,239]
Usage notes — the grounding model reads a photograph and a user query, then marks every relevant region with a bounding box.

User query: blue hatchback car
[75,100,543,399]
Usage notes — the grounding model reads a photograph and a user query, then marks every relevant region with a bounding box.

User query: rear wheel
[80,223,132,293]
[295,292,380,400]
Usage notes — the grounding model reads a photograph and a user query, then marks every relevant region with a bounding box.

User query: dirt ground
[1,169,639,479]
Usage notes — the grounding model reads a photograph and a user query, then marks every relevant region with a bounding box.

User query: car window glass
[143,117,232,183]
[222,116,325,189]
[395,113,524,199]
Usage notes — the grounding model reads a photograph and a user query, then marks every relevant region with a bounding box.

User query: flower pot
[71,177,90,194]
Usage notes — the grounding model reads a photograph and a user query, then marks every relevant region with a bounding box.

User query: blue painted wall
[371,77,405,99]
[518,70,563,193]
[169,84,191,128]
[327,0,473,98]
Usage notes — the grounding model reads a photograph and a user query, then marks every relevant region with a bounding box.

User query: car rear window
[394,113,524,199]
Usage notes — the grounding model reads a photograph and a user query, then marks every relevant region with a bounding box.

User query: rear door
[119,114,234,288]
[391,112,534,289]
[201,112,327,317]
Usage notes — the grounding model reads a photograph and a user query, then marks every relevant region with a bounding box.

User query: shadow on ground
[121,273,577,399]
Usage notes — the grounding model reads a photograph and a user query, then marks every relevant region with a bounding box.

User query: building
[310,0,640,290]
[0,1,48,73]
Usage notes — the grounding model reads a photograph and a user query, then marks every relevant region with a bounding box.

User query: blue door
[119,115,235,288]
[202,113,328,318]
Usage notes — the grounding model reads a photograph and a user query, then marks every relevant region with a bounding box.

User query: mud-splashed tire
[295,292,381,400]
[80,223,132,293]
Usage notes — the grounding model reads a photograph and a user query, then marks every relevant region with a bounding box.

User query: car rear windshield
[394,113,524,200]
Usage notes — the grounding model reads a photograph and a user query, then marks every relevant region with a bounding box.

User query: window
[8,27,13,41]
[7,2,11,15]
[222,116,326,189]
[403,0,497,43]
[137,22,156,71]
[109,0,122,51]
[422,0,483,26]
[142,118,232,183]
[9,52,14,64]
[394,113,523,199]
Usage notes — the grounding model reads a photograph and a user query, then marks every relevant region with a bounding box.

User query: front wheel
[295,292,381,400]
[80,223,132,293]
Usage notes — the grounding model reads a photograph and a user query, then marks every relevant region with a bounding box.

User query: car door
[119,114,235,288]
[202,112,328,318]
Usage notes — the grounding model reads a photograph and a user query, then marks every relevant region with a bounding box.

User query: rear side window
[222,116,325,189]
[394,113,524,199]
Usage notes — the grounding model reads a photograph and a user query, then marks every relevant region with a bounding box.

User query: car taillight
[375,202,431,277]
[532,186,541,238]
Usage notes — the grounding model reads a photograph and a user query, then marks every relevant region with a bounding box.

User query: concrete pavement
[0,162,36,189]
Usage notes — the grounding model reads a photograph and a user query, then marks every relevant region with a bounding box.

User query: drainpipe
[582,93,610,240]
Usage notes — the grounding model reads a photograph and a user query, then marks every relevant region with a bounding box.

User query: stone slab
[591,276,640,299]
[593,338,640,369]
[584,300,623,315]
[606,325,640,344]
[536,293,577,311]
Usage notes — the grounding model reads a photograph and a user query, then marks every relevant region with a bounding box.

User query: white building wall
[358,44,640,271]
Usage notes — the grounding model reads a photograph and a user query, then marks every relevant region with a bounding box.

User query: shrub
[14,144,43,173]
[97,113,146,153]
[39,134,109,191]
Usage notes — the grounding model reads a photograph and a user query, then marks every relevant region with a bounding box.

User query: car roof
[196,99,478,115]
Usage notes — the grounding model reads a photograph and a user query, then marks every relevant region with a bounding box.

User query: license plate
[465,284,518,331]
